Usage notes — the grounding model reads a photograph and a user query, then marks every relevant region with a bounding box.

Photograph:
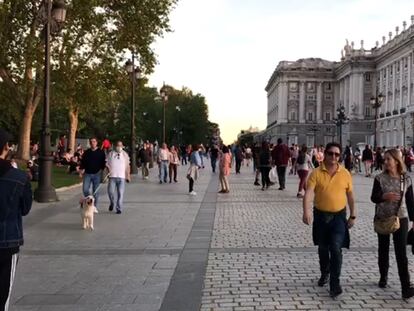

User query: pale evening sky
[148,0,413,144]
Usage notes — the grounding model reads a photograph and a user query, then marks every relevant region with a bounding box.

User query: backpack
[297,152,306,165]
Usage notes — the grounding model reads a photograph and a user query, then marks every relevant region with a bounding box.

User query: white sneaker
[189,191,197,196]
[94,207,99,214]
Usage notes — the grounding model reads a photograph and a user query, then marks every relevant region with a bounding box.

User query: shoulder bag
[374,174,405,235]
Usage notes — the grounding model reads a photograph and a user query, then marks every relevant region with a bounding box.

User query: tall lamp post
[34,0,66,202]
[333,105,348,148]
[175,106,181,145]
[160,84,168,143]
[125,54,142,175]
[370,93,385,149]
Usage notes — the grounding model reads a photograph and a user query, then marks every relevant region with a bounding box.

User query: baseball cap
[0,129,13,151]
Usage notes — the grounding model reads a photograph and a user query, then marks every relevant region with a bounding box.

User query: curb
[56,182,82,193]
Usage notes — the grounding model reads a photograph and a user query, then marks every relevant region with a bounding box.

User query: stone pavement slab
[10,164,213,311]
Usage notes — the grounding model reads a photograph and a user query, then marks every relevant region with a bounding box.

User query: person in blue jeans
[106,141,131,214]
[157,143,169,184]
[80,137,106,212]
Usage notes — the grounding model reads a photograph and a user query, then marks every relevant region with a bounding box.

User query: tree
[0,0,177,159]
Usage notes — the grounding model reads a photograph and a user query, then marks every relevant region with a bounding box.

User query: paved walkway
[9,162,414,310]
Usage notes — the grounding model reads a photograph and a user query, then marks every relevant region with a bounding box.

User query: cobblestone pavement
[9,162,414,311]
[201,166,414,311]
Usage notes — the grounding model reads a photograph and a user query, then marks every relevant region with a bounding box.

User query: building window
[290,111,296,121]
[325,112,331,121]
[289,82,298,91]
[326,83,331,90]
[307,112,313,121]
[365,74,371,82]
[365,106,371,117]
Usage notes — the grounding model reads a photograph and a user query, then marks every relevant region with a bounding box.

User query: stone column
[280,82,288,123]
[358,73,365,118]
[299,81,305,123]
[408,53,412,107]
[392,63,396,112]
[400,59,404,109]
[316,82,323,123]
[385,67,389,112]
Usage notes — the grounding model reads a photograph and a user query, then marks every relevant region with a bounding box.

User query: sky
[148,0,413,144]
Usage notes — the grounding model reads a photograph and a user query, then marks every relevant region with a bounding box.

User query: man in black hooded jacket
[0,129,32,311]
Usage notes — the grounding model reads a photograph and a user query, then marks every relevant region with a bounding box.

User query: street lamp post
[125,54,142,175]
[175,106,181,145]
[333,105,348,148]
[34,0,66,203]
[370,93,385,150]
[160,84,168,143]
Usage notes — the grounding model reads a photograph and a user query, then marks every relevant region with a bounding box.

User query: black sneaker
[378,276,387,288]
[254,180,260,186]
[402,286,414,299]
[116,210,122,215]
[329,284,343,298]
[318,274,329,287]
[109,204,113,212]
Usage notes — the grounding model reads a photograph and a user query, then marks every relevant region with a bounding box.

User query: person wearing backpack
[296,145,313,198]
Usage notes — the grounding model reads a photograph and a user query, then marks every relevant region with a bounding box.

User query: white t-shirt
[107,151,129,179]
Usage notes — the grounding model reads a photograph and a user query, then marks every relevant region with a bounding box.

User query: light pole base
[34,186,58,203]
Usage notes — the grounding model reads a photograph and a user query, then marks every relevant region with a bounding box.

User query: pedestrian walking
[259,142,272,191]
[0,129,32,311]
[302,142,356,298]
[362,144,374,177]
[370,149,414,299]
[168,145,179,183]
[271,138,290,190]
[157,143,169,184]
[343,145,353,172]
[289,144,299,175]
[296,145,313,198]
[187,144,202,195]
[106,141,130,214]
[374,147,384,171]
[180,144,187,165]
[80,137,106,212]
[210,144,219,173]
[234,145,243,174]
[253,143,261,186]
[138,142,151,179]
[219,145,231,193]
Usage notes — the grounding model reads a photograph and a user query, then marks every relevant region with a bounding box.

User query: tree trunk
[17,105,35,160]
[68,106,79,153]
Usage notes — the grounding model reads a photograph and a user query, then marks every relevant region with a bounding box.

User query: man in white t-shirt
[106,141,130,214]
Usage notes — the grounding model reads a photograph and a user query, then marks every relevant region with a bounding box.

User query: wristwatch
[349,216,356,220]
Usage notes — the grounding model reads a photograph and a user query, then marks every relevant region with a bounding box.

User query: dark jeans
[378,217,411,289]
[260,167,271,188]
[169,164,177,182]
[313,209,347,287]
[211,156,217,173]
[235,159,242,173]
[189,177,194,192]
[277,166,287,188]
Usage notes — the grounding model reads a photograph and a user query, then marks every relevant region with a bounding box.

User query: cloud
[149,0,413,143]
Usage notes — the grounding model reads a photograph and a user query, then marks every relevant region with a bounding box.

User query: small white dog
[79,195,95,231]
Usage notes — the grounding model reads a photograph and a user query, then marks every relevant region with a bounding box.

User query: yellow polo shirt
[307,163,353,212]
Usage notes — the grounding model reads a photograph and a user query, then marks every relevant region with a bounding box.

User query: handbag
[374,174,405,235]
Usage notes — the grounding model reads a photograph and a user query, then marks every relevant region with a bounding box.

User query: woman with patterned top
[370,149,414,299]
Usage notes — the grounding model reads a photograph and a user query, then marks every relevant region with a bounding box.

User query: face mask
[116,146,122,153]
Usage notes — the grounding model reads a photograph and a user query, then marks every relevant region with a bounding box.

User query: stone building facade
[260,16,414,148]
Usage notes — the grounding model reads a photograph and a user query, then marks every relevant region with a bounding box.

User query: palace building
[259,15,414,148]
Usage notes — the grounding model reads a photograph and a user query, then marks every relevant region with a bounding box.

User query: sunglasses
[326,151,341,157]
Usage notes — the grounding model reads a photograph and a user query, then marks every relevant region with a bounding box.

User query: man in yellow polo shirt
[303,142,356,298]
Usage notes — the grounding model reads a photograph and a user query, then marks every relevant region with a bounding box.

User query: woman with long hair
[187,144,202,195]
[362,144,374,177]
[218,145,231,193]
[370,149,414,298]
[295,145,313,198]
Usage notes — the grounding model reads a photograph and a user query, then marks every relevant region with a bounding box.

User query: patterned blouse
[374,172,410,219]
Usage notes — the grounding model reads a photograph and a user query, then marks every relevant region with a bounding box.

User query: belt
[314,207,346,216]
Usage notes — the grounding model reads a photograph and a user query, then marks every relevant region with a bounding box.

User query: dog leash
[91,172,110,197]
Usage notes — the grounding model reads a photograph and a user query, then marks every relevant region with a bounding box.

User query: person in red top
[271,138,291,190]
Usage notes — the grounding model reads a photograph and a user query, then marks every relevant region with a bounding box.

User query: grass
[31,165,82,190]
